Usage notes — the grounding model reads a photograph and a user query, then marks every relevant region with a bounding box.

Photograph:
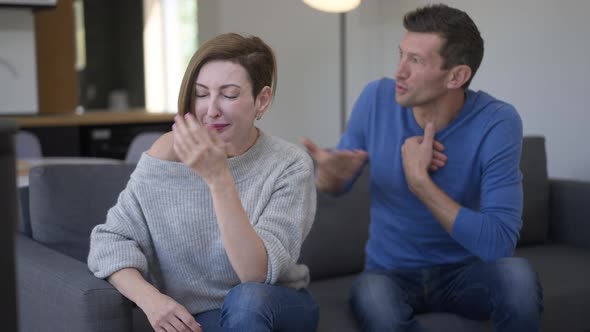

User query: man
[303,4,543,332]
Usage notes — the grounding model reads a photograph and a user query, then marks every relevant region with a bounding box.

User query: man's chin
[395,95,411,107]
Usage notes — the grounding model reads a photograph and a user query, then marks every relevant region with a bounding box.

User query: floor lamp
[339,13,347,133]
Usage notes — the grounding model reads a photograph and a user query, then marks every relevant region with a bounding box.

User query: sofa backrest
[519,136,550,245]
[23,136,549,274]
[299,171,371,281]
[28,164,136,262]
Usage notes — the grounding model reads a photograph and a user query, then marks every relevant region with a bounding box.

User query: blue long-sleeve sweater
[338,78,523,270]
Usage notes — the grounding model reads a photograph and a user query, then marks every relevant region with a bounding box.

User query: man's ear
[447,65,472,89]
[255,86,272,117]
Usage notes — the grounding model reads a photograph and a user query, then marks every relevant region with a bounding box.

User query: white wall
[0,8,38,115]
[198,0,342,148]
[347,0,590,181]
[4,1,586,179]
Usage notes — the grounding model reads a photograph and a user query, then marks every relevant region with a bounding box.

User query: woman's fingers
[183,113,223,150]
[174,115,192,147]
[169,315,193,332]
[173,128,191,159]
[174,114,204,160]
[161,321,178,332]
[176,310,202,332]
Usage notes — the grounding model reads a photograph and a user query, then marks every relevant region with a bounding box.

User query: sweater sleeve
[87,181,153,279]
[254,154,317,285]
[451,106,524,261]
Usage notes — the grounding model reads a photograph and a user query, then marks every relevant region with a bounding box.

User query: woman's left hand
[173,113,229,184]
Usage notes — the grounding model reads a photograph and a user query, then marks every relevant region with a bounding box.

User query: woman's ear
[255,86,272,118]
[447,65,472,89]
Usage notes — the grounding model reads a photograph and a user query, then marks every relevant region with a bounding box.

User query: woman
[88,33,318,332]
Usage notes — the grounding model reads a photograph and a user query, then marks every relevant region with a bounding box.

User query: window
[143,0,198,113]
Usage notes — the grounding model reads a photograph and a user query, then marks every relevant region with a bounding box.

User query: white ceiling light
[303,0,361,13]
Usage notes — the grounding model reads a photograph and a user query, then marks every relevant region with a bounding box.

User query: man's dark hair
[403,4,484,89]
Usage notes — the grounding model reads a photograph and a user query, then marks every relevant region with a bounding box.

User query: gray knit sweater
[87,131,316,314]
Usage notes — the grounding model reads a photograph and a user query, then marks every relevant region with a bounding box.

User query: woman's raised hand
[173,113,229,184]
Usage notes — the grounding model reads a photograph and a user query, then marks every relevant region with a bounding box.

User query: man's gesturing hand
[302,138,368,193]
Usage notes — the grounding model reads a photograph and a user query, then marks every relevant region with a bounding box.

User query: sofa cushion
[308,275,359,332]
[300,171,371,281]
[28,164,136,262]
[519,136,550,245]
[516,245,590,331]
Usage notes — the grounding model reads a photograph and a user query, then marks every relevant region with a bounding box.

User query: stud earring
[256,115,262,121]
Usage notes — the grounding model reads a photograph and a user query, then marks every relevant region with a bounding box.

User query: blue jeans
[194,282,319,332]
[350,257,543,332]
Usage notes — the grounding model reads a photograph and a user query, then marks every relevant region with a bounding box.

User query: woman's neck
[227,127,260,157]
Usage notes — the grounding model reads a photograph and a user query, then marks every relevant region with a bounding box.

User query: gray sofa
[15,136,590,331]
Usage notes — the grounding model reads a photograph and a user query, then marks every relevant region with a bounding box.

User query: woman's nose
[206,99,221,118]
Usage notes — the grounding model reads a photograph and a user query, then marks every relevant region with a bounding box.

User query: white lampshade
[303,0,361,13]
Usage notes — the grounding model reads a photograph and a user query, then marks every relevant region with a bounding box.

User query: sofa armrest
[15,234,133,332]
[549,179,590,250]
